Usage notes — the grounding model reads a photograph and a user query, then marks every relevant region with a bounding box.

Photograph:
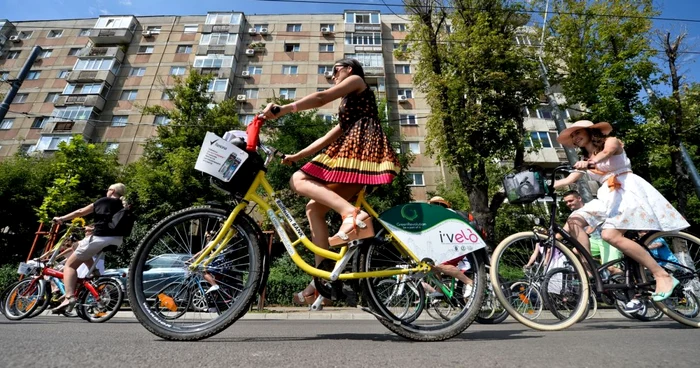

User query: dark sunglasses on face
[332,65,346,77]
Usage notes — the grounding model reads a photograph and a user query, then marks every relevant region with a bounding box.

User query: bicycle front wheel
[3,278,44,320]
[541,267,590,322]
[128,206,263,341]
[490,232,589,331]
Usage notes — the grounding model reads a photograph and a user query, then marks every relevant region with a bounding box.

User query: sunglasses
[332,65,347,77]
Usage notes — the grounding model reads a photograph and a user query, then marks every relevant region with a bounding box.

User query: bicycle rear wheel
[541,267,591,321]
[3,278,44,320]
[78,278,123,323]
[128,206,263,341]
[490,232,589,330]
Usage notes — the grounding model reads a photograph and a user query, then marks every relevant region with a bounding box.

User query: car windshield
[146,254,187,269]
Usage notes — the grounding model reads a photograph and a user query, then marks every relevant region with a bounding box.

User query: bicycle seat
[101,244,119,253]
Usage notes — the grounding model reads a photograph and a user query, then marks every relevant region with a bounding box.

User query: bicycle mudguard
[377,203,488,264]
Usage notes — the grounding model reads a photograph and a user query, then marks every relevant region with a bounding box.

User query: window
[26,71,41,80]
[402,142,420,154]
[549,132,562,149]
[47,30,63,38]
[176,45,192,54]
[393,43,408,52]
[529,131,552,148]
[395,65,411,74]
[345,33,381,45]
[68,48,82,56]
[515,34,531,46]
[279,88,296,99]
[320,24,335,32]
[284,43,300,52]
[282,65,298,75]
[6,51,20,59]
[286,24,302,32]
[36,136,72,151]
[391,24,407,32]
[63,83,103,95]
[445,25,453,34]
[199,33,236,45]
[400,114,417,125]
[239,114,254,125]
[154,115,171,125]
[318,114,334,122]
[345,12,380,24]
[345,53,383,68]
[57,70,71,79]
[105,143,119,153]
[244,88,259,99]
[254,24,268,32]
[138,46,154,54]
[0,72,9,81]
[120,90,138,100]
[111,116,128,127]
[79,29,91,37]
[146,26,161,34]
[184,25,198,33]
[397,89,413,98]
[193,55,234,68]
[18,31,33,40]
[408,172,425,186]
[44,92,60,103]
[317,88,328,92]
[31,117,49,129]
[39,49,53,58]
[207,79,228,92]
[129,67,146,77]
[536,106,553,120]
[319,43,334,52]
[74,58,120,72]
[19,144,35,155]
[51,106,94,121]
[205,13,242,25]
[13,93,28,103]
[247,65,262,75]
[0,119,14,130]
[318,65,333,74]
[161,91,171,100]
[170,66,186,76]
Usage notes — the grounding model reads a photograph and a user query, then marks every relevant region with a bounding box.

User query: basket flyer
[195,132,249,182]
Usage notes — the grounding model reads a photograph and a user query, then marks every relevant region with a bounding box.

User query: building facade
[0,12,569,201]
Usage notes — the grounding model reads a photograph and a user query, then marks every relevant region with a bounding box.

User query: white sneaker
[463,284,474,297]
[206,285,220,294]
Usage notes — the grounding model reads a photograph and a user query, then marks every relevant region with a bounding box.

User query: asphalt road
[1,315,698,368]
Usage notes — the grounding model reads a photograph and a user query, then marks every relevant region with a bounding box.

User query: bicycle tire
[0,281,21,317]
[3,278,44,320]
[476,275,509,324]
[490,232,589,331]
[128,206,263,340]
[28,281,52,318]
[634,299,664,322]
[640,231,700,327]
[541,267,590,322]
[78,278,123,323]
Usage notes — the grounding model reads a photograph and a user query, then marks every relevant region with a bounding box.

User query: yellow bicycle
[127,130,489,341]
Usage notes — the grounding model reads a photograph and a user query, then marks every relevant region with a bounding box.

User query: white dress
[573,148,690,231]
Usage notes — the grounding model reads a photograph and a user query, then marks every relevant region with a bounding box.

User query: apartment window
[536,106,554,120]
[445,25,453,34]
[345,33,381,45]
[45,92,60,103]
[284,43,300,52]
[193,55,234,68]
[319,43,334,52]
[526,131,553,148]
[47,30,63,38]
[549,132,563,149]
[279,88,296,99]
[64,83,102,95]
[286,24,302,32]
[200,33,236,45]
[170,66,186,76]
[13,93,28,104]
[39,49,53,58]
[17,31,33,40]
[26,71,41,80]
[282,65,298,75]
[74,58,119,72]
[247,65,262,75]
[138,46,154,54]
[397,89,413,98]
[146,26,161,34]
[402,142,420,154]
[205,13,242,25]
[129,67,146,77]
[105,143,120,153]
[207,79,228,92]
[0,72,8,81]
[120,90,138,101]
[6,51,20,59]
[408,172,425,186]
[391,24,407,32]
[400,114,417,125]
[320,24,335,32]
[395,65,411,74]
[319,114,334,122]
[176,45,193,54]
[35,136,71,151]
[254,24,269,32]
[393,43,408,51]
[19,144,35,155]
[183,25,198,33]
[317,88,328,92]
[161,91,171,100]
[244,88,259,99]
[111,116,128,127]
[154,115,171,125]
[345,12,380,24]
[239,114,255,126]
[68,48,82,56]
[79,29,91,37]
[515,34,531,46]
[31,117,49,129]
[318,65,333,74]
[345,53,383,68]
[0,119,14,130]
[51,106,94,121]
[57,70,71,79]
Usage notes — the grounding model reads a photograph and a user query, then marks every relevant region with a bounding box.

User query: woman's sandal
[328,208,374,247]
[292,291,316,306]
[51,296,77,314]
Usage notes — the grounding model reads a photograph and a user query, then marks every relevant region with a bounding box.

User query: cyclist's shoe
[51,296,76,314]
[206,284,220,294]
[428,291,444,299]
[329,209,374,247]
[463,283,474,298]
[623,299,643,314]
[652,276,680,302]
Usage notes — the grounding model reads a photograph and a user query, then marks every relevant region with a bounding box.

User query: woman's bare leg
[290,171,364,223]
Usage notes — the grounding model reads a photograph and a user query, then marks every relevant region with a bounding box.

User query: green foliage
[262,256,312,306]
[0,264,18,293]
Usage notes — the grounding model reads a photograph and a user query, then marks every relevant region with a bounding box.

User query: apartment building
[0,12,568,201]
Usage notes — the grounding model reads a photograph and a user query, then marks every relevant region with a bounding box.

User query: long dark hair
[335,58,366,79]
[579,128,613,159]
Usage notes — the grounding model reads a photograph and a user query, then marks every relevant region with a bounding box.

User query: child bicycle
[126,124,490,342]
[490,164,700,331]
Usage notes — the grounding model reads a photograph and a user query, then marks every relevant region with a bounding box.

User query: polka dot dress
[301,87,400,185]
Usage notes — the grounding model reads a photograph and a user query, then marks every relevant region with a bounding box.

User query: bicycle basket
[210,138,264,195]
[503,167,548,204]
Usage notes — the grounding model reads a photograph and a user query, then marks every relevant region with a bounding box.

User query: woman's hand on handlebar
[51,216,64,225]
[573,160,596,170]
[259,103,282,120]
[281,153,301,166]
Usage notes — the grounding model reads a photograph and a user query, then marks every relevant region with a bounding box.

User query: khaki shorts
[73,235,123,261]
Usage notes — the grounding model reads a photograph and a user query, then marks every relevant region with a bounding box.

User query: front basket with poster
[195,132,249,182]
[503,167,548,204]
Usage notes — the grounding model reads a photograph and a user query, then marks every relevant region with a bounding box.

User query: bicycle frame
[189,170,430,281]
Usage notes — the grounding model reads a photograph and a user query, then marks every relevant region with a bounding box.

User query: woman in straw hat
[553,120,689,301]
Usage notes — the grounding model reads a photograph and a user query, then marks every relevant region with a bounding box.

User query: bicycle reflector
[246,115,264,152]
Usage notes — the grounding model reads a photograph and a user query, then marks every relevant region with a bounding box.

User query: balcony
[66,70,116,86]
[40,120,95,138]
[88,16,138,44]
[54,94,106,111]
[78,46,125,62]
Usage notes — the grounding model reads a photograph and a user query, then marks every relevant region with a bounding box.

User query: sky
[1,0,698,89]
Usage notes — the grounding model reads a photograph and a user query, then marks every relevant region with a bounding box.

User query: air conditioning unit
[245,49,255,56]
[241,71,251,77]
[143,30,154,37]
[248,28,258,35]
[236,95,247,101]
[259,28,269,35]
[321,27,332,35]
[9,35,20,42]
[324,71,333,78]
[398,95,409,102]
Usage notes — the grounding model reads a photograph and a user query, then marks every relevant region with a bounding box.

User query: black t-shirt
[92,197,124,237]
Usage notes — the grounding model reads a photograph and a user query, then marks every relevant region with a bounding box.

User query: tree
[399,0,544,242]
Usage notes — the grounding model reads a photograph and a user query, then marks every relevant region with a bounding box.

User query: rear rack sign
[195,132,249,182]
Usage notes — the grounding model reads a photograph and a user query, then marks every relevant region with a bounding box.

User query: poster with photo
[195,132,249,182]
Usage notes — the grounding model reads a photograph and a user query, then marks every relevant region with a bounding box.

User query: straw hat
[428,196,452,208]
[556,120,613,148]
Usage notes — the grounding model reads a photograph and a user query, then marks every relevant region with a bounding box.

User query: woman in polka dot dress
[259,58,400,257]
